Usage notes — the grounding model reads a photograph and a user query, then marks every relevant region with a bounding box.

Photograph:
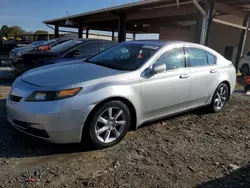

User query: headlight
[26,87,82,102]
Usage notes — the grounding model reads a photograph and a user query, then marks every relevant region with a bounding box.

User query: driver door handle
[179,74,190,79]
[210,70,217,73]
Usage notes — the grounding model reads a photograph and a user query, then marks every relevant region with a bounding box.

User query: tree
[8,26,26,37]
[34,30,48,35]
[1,25,10,37]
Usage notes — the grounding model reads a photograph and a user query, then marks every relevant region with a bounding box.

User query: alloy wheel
[214,85,228,110]
[95,107,126,143]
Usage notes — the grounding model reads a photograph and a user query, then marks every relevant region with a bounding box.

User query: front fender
[72,80,141,123]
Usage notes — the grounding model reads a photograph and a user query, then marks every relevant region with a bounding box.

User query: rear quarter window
[206,52,216,65]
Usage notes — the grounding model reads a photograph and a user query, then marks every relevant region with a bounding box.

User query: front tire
[210,83,229,112]
[85,100,131,149]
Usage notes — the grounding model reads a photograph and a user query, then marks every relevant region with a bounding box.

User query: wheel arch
[82,96,137,138]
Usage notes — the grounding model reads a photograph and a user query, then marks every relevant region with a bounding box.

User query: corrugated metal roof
[43,0,165,24]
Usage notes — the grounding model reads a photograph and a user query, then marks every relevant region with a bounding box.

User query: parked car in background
[7,40,236,149]
[238,52,250,76]
[16,40,45,47]
[11,39,117,75]
[10,38,70,63]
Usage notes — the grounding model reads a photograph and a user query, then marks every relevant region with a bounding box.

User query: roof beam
[127,4,197,20]
[214,2,247,17]
[131,14,197,25]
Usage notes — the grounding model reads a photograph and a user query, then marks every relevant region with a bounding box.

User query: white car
[238,52,250,76]
[7,40,236,148]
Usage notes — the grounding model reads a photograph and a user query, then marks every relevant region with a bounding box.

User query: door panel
[140,47,191,122]
[188,65,218,107]
[186,47,218,108]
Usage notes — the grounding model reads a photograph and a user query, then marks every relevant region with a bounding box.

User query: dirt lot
[0,68,250,188]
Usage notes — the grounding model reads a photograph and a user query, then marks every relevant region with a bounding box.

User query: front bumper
[6,82,93,144]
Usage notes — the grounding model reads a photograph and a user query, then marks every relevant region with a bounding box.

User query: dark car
[16,40,46,47]
[10,38,70,65]
[11,39,117,76]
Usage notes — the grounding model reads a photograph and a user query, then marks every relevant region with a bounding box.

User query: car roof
[124,40,208,47]
[125,40,216,50]
[124,40,223,58]
[74,38,117,43]
[125,40,167,47]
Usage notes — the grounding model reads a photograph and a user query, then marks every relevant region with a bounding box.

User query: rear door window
[187,48,208,67]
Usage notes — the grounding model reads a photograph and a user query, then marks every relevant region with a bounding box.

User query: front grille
[10,95,22,102]
[12,120,49,138]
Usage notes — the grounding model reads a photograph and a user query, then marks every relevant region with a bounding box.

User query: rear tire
[84,100,131,149]
[210,83,229,112]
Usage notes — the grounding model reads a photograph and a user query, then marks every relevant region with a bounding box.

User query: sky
[0,0,159,39]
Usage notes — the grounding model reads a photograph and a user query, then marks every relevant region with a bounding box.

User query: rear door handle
[179,74,190,79]
[210,70,217,73]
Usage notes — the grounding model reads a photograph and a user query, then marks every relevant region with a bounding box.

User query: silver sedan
[7,41,236,148]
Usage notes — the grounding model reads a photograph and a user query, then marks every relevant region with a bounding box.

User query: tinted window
[50,40,82,53]
[101,42,116,51]
[206,52,216,65]
[155,47,185,70]
[58,40,67,44]
[41,39,57,47]
[75,42,100,56]
[87,43,158,71]
[188,48,208,67]
[30,41,45,47]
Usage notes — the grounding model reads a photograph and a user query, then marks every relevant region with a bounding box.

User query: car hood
[15,46,33,51]
[16,46,35,53]
[21,61,125,87]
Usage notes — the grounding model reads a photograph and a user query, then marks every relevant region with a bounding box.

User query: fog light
[29,123,44,130]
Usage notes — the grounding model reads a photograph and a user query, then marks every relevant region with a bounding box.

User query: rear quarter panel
[217,59,236,95]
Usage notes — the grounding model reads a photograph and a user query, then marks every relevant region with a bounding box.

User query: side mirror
[151,63,166,75]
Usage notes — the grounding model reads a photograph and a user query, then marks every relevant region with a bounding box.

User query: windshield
[49,40,82,53]
[87,43,159,71]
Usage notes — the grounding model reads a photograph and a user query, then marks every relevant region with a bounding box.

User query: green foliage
[8,26,26,37]
[0,25,44,38]
[1,25,10,37]
[34,30,48,35]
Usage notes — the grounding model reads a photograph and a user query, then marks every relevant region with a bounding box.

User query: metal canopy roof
[43,0,250,33]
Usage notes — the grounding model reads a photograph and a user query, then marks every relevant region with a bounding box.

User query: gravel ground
[0,68,250,188]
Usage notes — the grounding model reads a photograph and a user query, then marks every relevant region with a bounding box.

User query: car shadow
[0,90,244,159]
[196,164,250,188]
[0,78,15,87]
[139,106,211,129]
